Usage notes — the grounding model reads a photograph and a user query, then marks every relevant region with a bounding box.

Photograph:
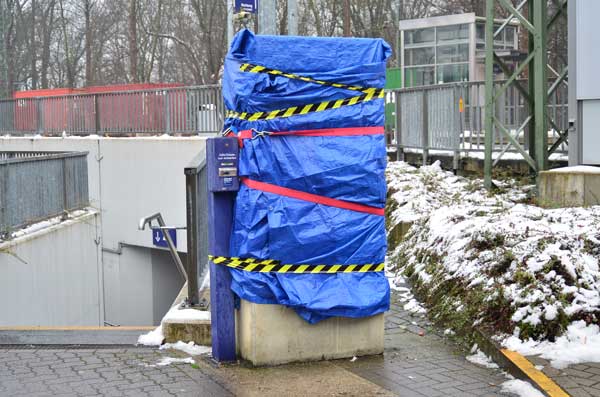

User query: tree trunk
[84,0,93,86]
[40,1,55,89]
[128,0,138,83]
[30,0,37,89]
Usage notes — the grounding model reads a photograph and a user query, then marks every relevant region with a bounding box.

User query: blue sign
[235,0,257,13]
[152,228,177,248]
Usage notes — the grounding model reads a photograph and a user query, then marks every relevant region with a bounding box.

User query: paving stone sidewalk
[338,288,512,397]
[0,288,524,397]
[0,347,232,397]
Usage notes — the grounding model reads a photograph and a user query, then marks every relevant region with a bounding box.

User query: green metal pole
[527,0,536,159]
[484,0,495,189]
[533,0,548,173]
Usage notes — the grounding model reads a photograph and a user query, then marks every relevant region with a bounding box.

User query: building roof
[399,13,519,31]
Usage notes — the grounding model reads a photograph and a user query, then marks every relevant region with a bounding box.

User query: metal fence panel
[428,86,460,150]
[0,152,89,236]
[390,80,568,157]
[0,100,15,132]
[0,85,224,136]
[399,91,424,148]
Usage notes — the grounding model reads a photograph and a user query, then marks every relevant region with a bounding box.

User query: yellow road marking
[500,349,570,397]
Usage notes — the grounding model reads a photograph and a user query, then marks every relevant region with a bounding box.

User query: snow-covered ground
[386,161,600,369]
[0,209,95,243]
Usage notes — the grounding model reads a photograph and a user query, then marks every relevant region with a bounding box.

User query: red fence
[1,84,223,135]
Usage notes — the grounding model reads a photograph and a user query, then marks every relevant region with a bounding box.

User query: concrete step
[0,326,155,346]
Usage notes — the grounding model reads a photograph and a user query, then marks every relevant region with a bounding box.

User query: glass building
[397,13,519,88]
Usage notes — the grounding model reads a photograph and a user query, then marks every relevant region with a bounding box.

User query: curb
[474,327,569,397]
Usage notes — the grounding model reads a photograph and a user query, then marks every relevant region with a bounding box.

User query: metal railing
[386,80,568,166]
[184,150,209,306]
[0,151,89,237]
[0,85,223,136]
[138,212,187,282]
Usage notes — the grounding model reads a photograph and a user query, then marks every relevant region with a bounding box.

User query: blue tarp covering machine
[207,29,391,362]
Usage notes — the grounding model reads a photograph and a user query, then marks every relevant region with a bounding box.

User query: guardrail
[0,85,223,136]
[184,150,209,306]
[386,80,568,167]
[0,151,89,238]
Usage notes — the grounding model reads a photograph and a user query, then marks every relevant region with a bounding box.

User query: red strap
[265,126,384,137]
[237,126,383,147]
[241,177,384,216]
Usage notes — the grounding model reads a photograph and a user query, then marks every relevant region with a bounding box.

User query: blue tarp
[223,29,390,323]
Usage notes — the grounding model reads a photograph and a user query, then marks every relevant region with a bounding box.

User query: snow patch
[500,379,544,397]
[137,326,164,346]
[152,357,195,367]
[162,308,211,323]
[466,349,499,369]
[160,341,211,356]
[504,320,600,369]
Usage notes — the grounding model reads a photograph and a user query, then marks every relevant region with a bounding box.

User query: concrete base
[236,300,384,366]
[162,317,211,345]
[539,166,600,208]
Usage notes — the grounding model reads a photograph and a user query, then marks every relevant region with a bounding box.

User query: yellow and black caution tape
[225,63,385,122]
[240,63,371,94]
[225,88,384,122]
[209,255,384,274]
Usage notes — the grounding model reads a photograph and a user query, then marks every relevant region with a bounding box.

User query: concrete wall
[0,212,103,326]
[103,246,185,326]
[0,136,207,252]
[0,136,207,325]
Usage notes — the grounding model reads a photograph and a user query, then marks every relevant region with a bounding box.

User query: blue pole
[207,137,238,362]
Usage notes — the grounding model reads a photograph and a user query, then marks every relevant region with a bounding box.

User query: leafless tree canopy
[0,0,566,98]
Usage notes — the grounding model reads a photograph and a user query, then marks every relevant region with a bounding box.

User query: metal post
[227,0,234,47]
[62,157,69,211]
[258,0,277,35]
[94,94,101,135]
[164,92,171,135]
[0,163,6,236]
[422,90,429,166]
[395,91,403,161]
[483,0,495,189]
[454,85,462,172]
[36,98,43,134]
[207,138,238,362]
[567,0,578,166]
[287,0,298,35]
[185,169,199,306]
[533,1,548,173]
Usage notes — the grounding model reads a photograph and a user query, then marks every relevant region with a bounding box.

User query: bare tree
[128,0,139,83]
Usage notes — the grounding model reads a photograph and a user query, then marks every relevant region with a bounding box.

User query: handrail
[138,212,187,282]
